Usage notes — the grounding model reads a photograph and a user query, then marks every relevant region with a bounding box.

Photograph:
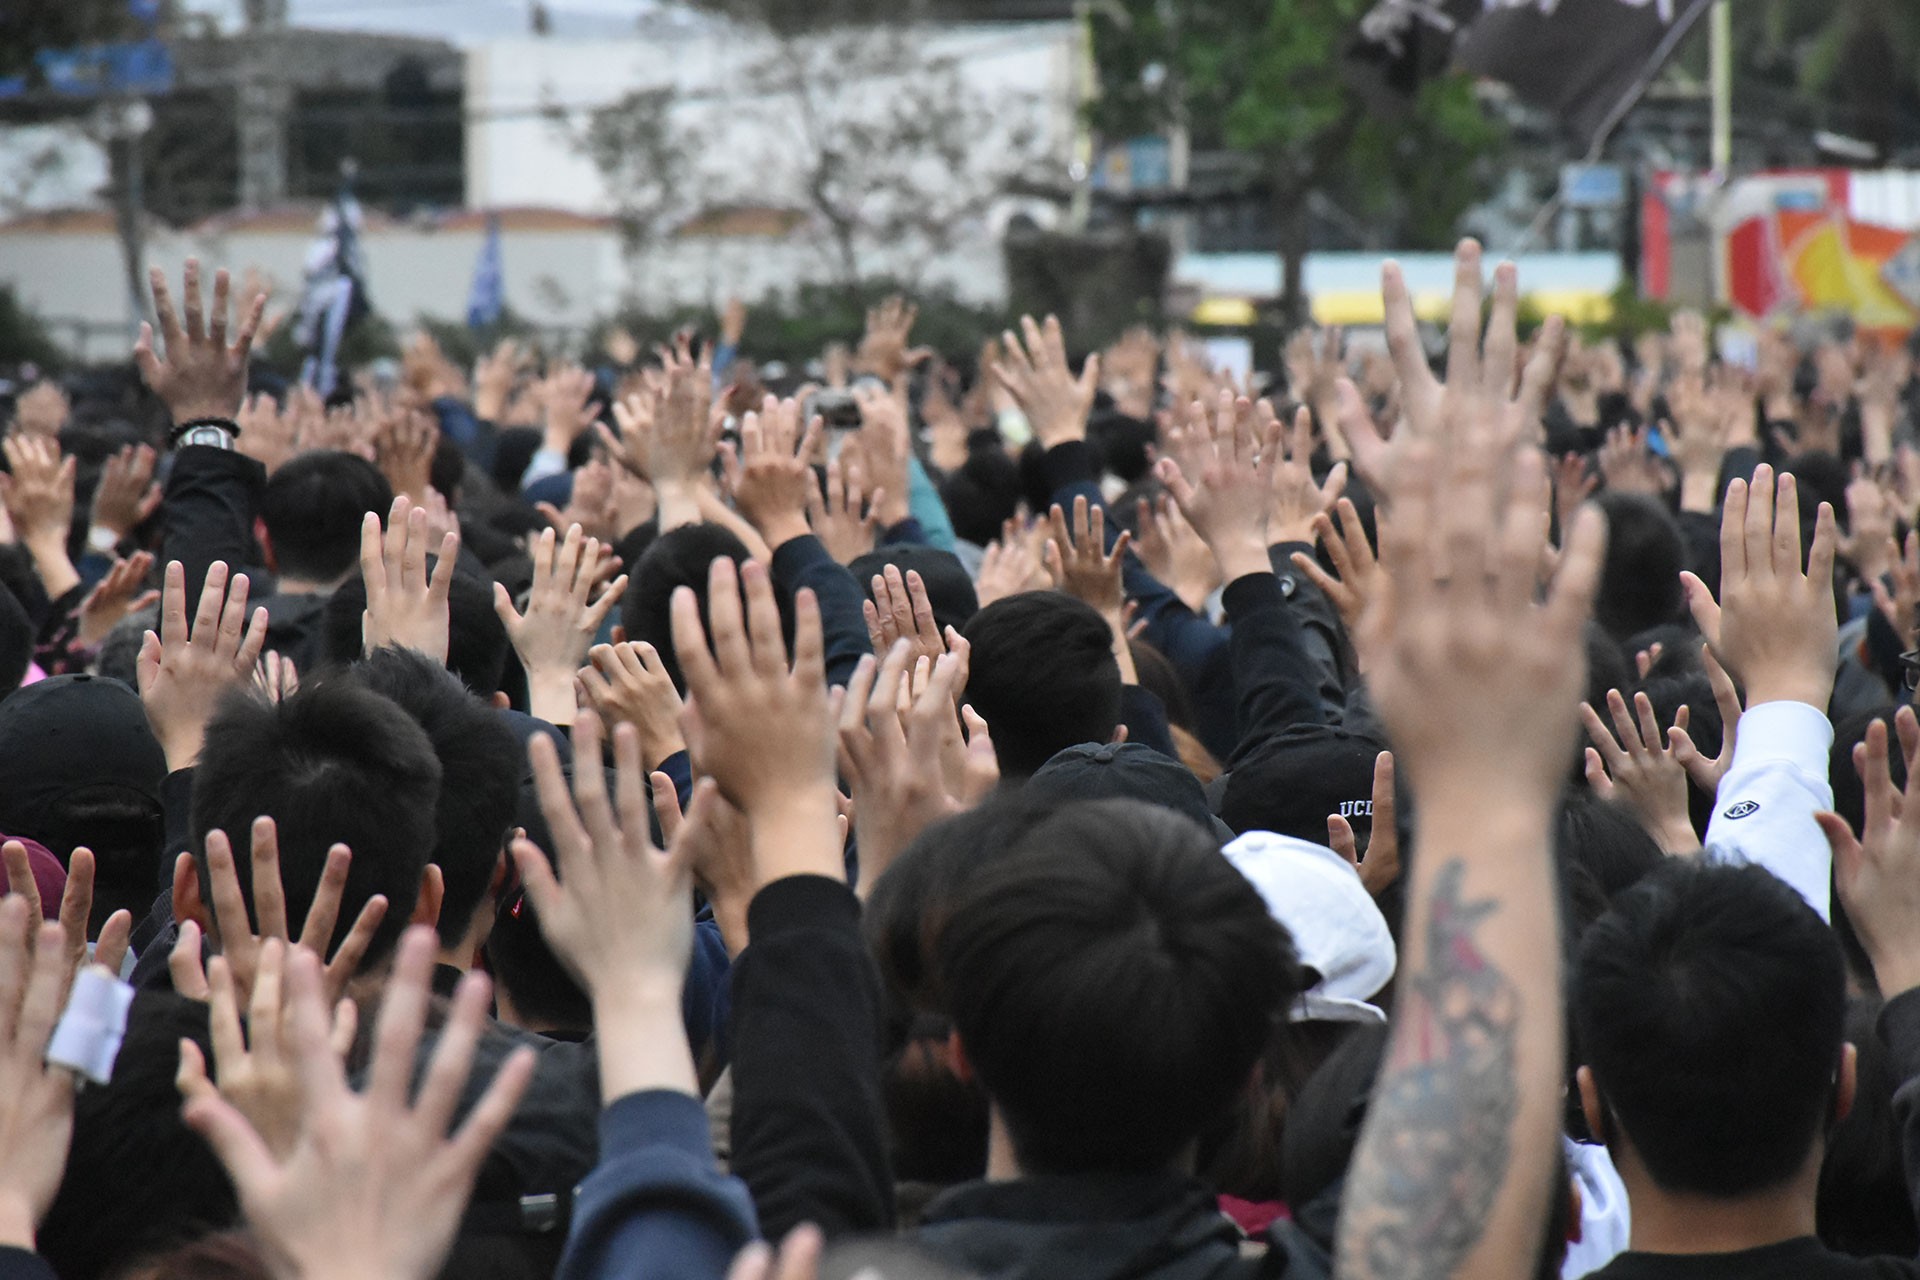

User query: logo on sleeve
[1722,801,1760,820]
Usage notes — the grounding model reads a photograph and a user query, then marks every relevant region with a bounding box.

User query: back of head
[1557,789,1664,943]
[260,451,393,584]
[322,563,512,699]
[1574,861,1846,1196]
[960,592,1120,778]
[39,992,236,1280]
[0,673,166,927]
[357,646,520,950]
[1818,995,1919,1258]
[938,444,1021,548]
[622,523,755,693]
[1592,492,1684,642]
[937,797,1298,1173]
[191,674,442,968]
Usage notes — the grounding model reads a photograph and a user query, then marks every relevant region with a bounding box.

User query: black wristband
[168,416,241,445]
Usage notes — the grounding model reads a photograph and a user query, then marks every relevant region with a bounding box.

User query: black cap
[0,674,166,846]
[850,546,980,638]
[1217,725,1386,847]
[1025,741,1231,843]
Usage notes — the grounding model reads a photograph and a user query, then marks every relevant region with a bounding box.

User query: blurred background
[0,0,1915,371]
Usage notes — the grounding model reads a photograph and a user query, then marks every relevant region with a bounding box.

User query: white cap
[1222,830,1396,1025]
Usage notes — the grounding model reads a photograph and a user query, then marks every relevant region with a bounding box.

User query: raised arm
[1337,243,1601,1280]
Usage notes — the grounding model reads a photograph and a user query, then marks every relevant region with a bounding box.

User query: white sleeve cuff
[1703,700,1835,921]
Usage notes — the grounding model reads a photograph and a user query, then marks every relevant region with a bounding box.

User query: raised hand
[1269,404,1347,544]
[992,315,1099,449]
[1134,495,1220,614]
[75,550,160,648]
[1155,391,1278,583]
[1381,239,1564,465]
[1044,496,1130,620]
[516,709,705,1100]
[834,640,990,896]
[373,403,440,505]
[472,339,526,423]
[1665,645,1743,796]
[494,523,628,724]
[3,841,134,988]
[1597,424,1668,497]
[134,259,266,425]
[579,640,687,769]
[138,560,268,769]
[729,397,820,550]
[359,496,460,665]
[236,393,300,476]
[1,433,80,598]
[671,557,840,886]
[1329,750,1399,898]
[1819,708,1920,995]
[653,771,754,958]
[863,563,950,668]
[1872,529,1920,654]
[1290,497,1376,636]
[176,938,359,1161]
[10,381,68,439]
[539,362,601,459]
[850,382,913,528]
[807,457,881,565]
[90,443,162,543]
[0,898,76,1252]
[853,295,926,383]
[1686,464,1837,710]
[974,519,1051,608]
[1581,691,1699,855]
[606,359,714,490]
[180,928,533,1280]
[172,816,388,1008]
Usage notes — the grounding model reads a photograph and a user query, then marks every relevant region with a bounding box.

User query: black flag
[1452,0,1714,149]
[1351,0,1713,150]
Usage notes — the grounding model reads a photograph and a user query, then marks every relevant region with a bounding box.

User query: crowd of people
[0,240,1918,1280]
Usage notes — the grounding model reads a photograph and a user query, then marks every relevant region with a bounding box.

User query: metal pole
[1709,0,1731,304]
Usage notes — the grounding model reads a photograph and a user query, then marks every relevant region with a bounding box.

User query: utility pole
[237,0,290,210]
[1707,0,1731,305]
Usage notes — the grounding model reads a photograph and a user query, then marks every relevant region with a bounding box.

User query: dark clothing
[1588,1238,1920,1278]
[254,589,332,668]
[917,1172,1330,1280]
[768,534,871,690]
[0,1248,55,1280]
[1591,986,1920,1279]
[1219,571,1331,767]
[159,445,267,604]
[554,1089,758,1280]
[728,874,894,1241]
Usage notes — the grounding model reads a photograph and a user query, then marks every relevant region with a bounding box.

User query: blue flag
[466,215,504,330]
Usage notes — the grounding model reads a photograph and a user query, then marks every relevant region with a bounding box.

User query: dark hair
[865,793,1059,1013]
[937,797,1298,1173]
[621,523,757,694]
[260,452,393,584]
[118,1232,272,1280]
[960,593,1120,779]
[487,889,592,1035]
[430,435,466,504]
[190,675,442,968]
[38,993,237,1280]
[1574,861,1847,1196]
[1556,789,1664,944]
[1591,493,1684,643]
[938,437,1022,548]
[356,647,520,950]
[1818,995,1918,1259]
[322,561,513,699]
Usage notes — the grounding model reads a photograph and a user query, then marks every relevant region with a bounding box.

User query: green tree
[1091,0,1503,323]
[1730,0,1920,161]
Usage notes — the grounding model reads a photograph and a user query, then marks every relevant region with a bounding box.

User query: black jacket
[916,1172,1331,1280]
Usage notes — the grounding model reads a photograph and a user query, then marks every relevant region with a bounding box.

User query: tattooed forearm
[1337,858,1520,1280]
